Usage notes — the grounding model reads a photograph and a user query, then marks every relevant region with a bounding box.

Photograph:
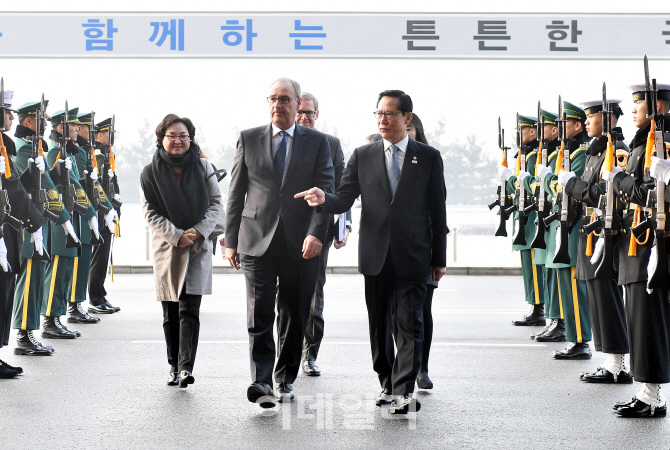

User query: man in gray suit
[225,78,334,407]
[295,92,352,377]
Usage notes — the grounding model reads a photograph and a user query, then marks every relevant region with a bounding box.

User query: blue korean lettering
[289,20,326,50]
[82,19,118,51]
[221,19,256,51]
[149,19,185,51]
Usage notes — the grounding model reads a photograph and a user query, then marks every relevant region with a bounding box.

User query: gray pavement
[1,274,669,449]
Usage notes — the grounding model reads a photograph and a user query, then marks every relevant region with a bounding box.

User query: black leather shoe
[275,383,294,402]
[88,303,115,315]
[54,317,80,338]
[535,319,566,342]
[167,372,179,386]
[553,342,592,360]
[375,387,393,406]
[389,395,421,414]
[613,397,637,410]
[67,302,101,324]
[103,300,120,312]
[617,399,667,418]
[530,319,555,339]
[417,371,433,390]
[512,304,545,326]
[0,361,19,379]
[14,330,53,356]
[247,382,276,408]
[0,359,22,374]
[178,370,194,388]
[581,367,633,384]
[302,360,321,376]
[42,317,76,339]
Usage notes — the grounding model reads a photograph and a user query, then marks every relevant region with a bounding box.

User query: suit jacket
[320,138,447,280]
[225,123,334,259]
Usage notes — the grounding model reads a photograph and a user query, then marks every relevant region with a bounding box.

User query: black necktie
[274,131,287,182]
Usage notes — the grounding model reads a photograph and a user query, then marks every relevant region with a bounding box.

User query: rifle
[0,79,22,241]
[84,111,108,246]
[527,101,548,249]
[102,114,122,212]
[505,113,528,246]
[57,101,85,248]
[631,56,670,290]
[488,116,511,236]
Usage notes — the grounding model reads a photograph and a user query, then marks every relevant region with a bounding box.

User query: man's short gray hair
[271,77,301,98]
[300,92,318,111]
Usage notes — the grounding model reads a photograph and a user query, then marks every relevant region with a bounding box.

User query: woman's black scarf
[630,124,651,150]
[140,142,209,231]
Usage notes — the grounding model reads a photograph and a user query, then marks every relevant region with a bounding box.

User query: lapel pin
[412,156,418,164]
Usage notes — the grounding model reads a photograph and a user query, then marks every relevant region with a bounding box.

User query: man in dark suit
[296,90,447,414]
[225,78,334,407]
[295,92,352,377]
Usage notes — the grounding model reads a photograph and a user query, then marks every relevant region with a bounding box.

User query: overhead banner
[0,13,669,59]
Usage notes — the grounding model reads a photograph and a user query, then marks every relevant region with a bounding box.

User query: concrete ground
[1,274,668,449]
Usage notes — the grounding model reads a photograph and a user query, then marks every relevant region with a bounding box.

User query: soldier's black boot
[14,330,53,356]
[512,303,545,326]
[42,316,76,339]
[535,318,566,342]
[0,360,19,379]
[530,319,555,339]
[68,302,101,324]
[54,316,81,337]
[553,342,592,360]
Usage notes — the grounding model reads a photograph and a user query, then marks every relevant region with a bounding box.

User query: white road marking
[132,340,545,347]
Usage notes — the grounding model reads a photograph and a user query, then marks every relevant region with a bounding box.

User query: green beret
[518,115,537,128]
[540,109,558,125]
[50,107,80,126]
[17,100,49,118]
[562,101,586,122]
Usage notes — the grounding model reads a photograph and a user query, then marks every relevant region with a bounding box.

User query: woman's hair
[155,114,196,148]
[411,113,429,145]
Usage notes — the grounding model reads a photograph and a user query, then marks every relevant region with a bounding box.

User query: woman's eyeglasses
[165,134,190,142]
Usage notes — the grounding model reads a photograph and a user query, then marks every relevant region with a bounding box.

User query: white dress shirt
[382,133,409,173]
[271,122,296,180]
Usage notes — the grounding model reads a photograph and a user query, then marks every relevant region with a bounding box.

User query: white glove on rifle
[558,171,576,187]
[0,155,6,176]
[61,158,72,171]
[517,171,530,183]
[28,156,46,173]
[590,236,605,265]
[113,193,121,202]
[601,165,622,182]
[104,209,118,232]
[30,228,44,256]
[88,216,101,240]
[498,165,513,182]
[107,168,115,180]
[84,168,99,182]
[649,156,670,184]
[537,164,552,182]
[62,220,80,244]
[0,237,10,272]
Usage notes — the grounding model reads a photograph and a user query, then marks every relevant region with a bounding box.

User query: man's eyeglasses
[373,111,404,120]
[165,134,190,142]
[267,96,297,105]
[297,110,317,118]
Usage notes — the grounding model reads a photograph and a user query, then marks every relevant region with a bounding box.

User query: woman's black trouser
[161,292,202,372]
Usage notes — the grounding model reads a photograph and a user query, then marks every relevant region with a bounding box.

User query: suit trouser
[89,226,112,305]
[12,259,46,331]
[302,234,333,362]
[420,284,435,373]
[544,266,561,320]
[556,267,591,343]
[0,271,16,347]
[162,293,202,372]
[42,255,74,318]
[520,249,544,305]
[73,244,92,303]
[241,227,318,385]
[625,282,670,383]
[585,278,629,354]
[364,253,426,396]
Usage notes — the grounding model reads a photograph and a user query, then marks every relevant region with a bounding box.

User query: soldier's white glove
[0,237,10,272]
[88,216,101,240]
[30,228,44,256]
[64,158,72,171]
[113,193,121,202]
[537,164,552,182]
[498,165,513,182]
[0,155,6,175]
[558,171,576,187]
[590,236,604,265]
[104,209,118,232]
[62,220,80,244]
[601,165,622,182]
[517,171,530,183]
[649,156,670,184]
[108,168,115,180]
[34,156,46,172]
[83,168,99,181]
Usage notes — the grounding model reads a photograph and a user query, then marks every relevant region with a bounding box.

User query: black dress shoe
[581,367,633,384]
[167,372,179,386]
[275,383,294,402]
[247,382,276,408]
[389,395,421,414]
[613,397,638,410]
[530,319,555,339]
[67,302,101,324]
[617,399,667,418]
[535,319,566,342]
[88,303,115,315]
[0,359,22,374]
[416,371,433,390]
[103,300,120,312]
[14,330,53,356]
[512,304,545,326]
[553,342,592,360]
[376,387,393,406]
[42,317,76,339]
[302,360,321,376]
[0,360,19,379]
[179,370,194,388]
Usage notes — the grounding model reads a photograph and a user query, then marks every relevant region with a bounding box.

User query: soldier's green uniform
[542,101,592,359]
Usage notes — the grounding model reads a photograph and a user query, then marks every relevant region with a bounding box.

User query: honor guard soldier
[499,115,546,326]
[10,99,74,355]
[537,100,592,359]
[560,94,631,381]
[71,112,116,320]
[524,109,566,342]
[0,89,44,375]
[606,82,670,417]
[42,107,99,339]
[88,117,121,314]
